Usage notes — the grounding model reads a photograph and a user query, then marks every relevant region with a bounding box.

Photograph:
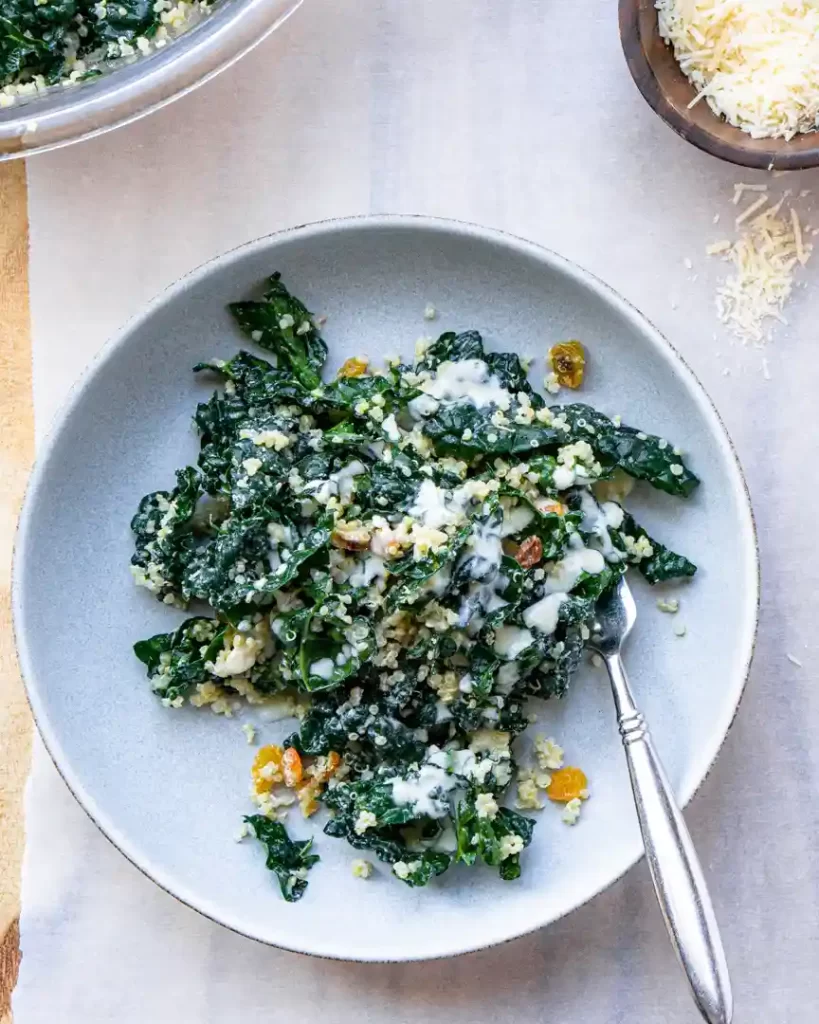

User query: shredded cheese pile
[656,0,819,139]
[708,184,812,342]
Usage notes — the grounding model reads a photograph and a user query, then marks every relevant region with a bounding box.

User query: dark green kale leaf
[252,513,334,600]
[321,374,395,412]
[357,447,425,516]
[195,351,318,412]
[385,523,471,609]
[1,0,165,88]
[525,625,588,699]
[227,436,289,513]
[299,615,375,692]
[417,330,485,371]
[618,512,697,584]
[90,0,155,44]
[0,0,77,83]
[193,390,249,495]
[484,351,541,403]
[182,514,270,610]
[557,404,699,498]
[229,273,327,390]
[322,779,453,885]
[130,467,201,605]
[296,688,426,762]
[245,816,319,902]
[133,616,226,703]
[423,404,562,460]
[454,799,535,881]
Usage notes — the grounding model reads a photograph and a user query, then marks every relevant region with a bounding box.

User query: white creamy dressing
[332,460,367,503]
[552,465,576,490]
[381,413,401,442]
[419,563,452,597]
[390,763,458,818]
[348,554,387,589]
[465,517,504,578]
[499,502,535,538]
[541,534,605,595]
[407,393,441,419]
[516,531,608,638]
[522,593,567,635]
[303,460,367,504]
[434,700,453,723]
[457,518,508,630]
[496,661,520,693]
[577,489,624,563]
[409,358,513,419]
[309,657,335,680]
[493,625,535,659]
[429,822,459,853]
[410,479,464,530]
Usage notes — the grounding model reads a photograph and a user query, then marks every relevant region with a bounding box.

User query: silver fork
[589,576,733,1024]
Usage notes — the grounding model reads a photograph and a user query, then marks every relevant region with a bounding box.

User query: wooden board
[0,158,33,1024]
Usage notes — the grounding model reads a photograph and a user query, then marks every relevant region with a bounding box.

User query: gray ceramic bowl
[13,216,758,960]
[0,0,301,160]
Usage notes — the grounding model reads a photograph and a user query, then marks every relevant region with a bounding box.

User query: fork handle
[603,651,733,1024]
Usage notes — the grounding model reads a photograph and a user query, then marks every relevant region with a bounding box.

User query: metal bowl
[0,0,302,160]
[619,0,819,170]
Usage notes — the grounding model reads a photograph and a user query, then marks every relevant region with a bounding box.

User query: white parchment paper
[16,0,819,1020]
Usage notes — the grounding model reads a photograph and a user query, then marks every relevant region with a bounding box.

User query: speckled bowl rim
[12,214,760,963]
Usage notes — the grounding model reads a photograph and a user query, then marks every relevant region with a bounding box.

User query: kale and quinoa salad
[130,274,698,902]
[0,0,211,105]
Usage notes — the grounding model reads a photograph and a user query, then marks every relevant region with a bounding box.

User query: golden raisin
[282,747,304,787]
[547,766,589,803]
[251,745,284,794]
[338,356,369,379]
[548,340,586,389]
[515,535,543,569]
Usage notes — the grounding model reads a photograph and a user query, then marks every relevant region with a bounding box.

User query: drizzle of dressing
[410,479,464,530]
[420,359,512,410]
[309,658,335,681]
[390,763,458,818]
[348,555,387,589]
[542,534,606,594]
[499,502,535,538]
[420,563,452,597]
[303,460,367,505]
[522,593,567,636]
[382,413,401,442]
[493,625,535,659]
[578,489,624,563]
[519,533,607,636]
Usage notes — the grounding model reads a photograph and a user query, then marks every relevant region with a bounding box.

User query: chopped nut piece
[331,522,372,552]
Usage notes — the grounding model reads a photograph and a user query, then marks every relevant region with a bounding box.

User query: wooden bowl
[619,0,819,170]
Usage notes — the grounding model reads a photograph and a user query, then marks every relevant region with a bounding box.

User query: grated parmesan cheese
[708,189,812,343]
[657,0,819,140]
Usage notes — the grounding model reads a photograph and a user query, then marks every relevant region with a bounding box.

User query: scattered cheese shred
[709,189,813,343]
[657,0,819,139]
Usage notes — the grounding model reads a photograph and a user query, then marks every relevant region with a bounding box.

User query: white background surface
[15,0,819,1020]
